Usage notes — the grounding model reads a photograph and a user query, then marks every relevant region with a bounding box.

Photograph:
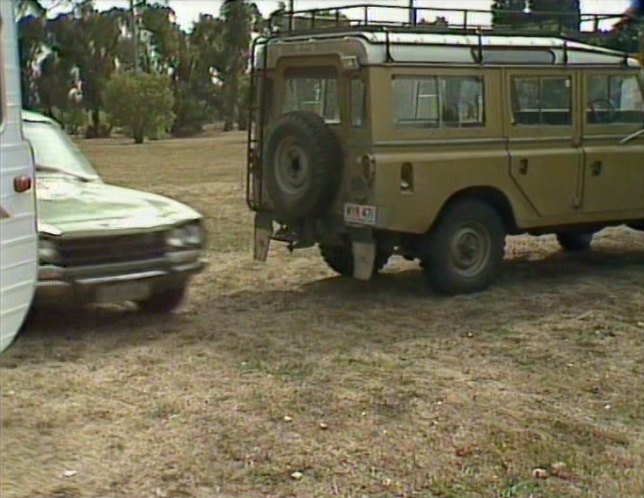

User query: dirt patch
[1,133,643,498]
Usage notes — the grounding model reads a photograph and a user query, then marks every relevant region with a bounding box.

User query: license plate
[96,282,150,303]
[344,203,377,226]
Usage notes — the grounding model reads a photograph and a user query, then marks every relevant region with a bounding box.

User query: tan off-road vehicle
[246,5,644,295]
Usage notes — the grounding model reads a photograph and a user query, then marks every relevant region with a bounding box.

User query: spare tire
[264,111,343,220]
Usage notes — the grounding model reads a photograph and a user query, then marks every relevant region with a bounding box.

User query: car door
[505,70,583,218]
[581,71,644,214]
[0,1,38,353]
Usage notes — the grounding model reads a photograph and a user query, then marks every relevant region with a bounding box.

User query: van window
[284,74,339,124]
[586,75,644,125]
[350,78,366,127]
[512,77,571,126]
[393,76,484,128]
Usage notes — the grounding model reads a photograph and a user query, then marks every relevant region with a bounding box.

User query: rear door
[581,71,644,214]
[505,70,583,218]
[0,1,38,353]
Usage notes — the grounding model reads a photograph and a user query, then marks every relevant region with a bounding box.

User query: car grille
[55,232,166,267]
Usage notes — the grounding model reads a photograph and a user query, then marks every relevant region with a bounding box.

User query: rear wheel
[136,286,186,314]
[320,240,391,277]
[421,199,505,295]
[556,232,593,252]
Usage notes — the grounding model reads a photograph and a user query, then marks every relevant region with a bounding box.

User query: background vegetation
[16,0,642,143]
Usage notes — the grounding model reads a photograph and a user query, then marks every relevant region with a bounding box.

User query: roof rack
[268,3,624,41]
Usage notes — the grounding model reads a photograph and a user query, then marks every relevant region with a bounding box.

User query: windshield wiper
[36,164,94,182]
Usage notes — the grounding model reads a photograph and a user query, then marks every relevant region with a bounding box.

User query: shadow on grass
[4,245,642,362]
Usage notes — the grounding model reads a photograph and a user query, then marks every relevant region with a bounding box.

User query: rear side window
[284,72,339,124]
[350,78,366,127]
[512,77,572,126]
[392,76,485,128]
[586,74,644,125]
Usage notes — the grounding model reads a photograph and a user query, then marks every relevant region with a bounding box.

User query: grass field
[1,131,643,498]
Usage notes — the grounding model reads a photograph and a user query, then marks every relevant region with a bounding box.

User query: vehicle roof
[267,30,640,67]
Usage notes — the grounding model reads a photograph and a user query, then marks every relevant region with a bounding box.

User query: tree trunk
[237,107,248,131]
[223,71,239,132]
[133,126,145,144]
[91,108,100,138]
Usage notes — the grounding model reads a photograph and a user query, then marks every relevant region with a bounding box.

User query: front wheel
[136,286,186,314]
[421,200,505,295]
[556,232,593,252]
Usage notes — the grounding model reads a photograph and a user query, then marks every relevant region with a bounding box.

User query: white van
[1,0,38,352]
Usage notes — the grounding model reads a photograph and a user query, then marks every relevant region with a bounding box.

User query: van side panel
[0,0,38,352]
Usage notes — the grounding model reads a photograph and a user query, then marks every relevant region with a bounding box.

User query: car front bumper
[35,250,206,305]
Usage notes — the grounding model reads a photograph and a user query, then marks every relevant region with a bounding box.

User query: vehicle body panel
[1,1,38,353]
[21,111,206,308]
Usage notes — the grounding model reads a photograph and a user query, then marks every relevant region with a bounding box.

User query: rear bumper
[35,251,206,305]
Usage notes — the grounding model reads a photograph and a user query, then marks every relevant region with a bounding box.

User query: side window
[350,78,366,127]
[284,74,339,123]
[587,74,644,125]
[512,77,571,126]
[393,77,438,125]
[392,76,484,128]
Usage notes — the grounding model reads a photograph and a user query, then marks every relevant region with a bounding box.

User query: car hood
[36,175,202,236]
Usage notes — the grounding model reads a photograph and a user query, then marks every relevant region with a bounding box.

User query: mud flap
[351,230,375,281]
[254,212,273,262]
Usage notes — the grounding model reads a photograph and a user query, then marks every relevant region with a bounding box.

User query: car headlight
[38,239,60,264]
[166,223,204,250]
[184,224,205,246]
[166,227,188,249]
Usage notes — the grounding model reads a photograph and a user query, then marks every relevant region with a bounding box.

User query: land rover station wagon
[246,5,644,295]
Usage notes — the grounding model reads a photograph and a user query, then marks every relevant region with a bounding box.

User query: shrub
[104,71,175,144]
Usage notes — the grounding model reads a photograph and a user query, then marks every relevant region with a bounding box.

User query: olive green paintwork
[252,34,644,236]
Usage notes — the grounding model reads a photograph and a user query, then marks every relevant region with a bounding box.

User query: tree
[17,11,46,109]
[104,71,175,144]
[219,0,262,131]
[44,2,130,137]
[492,0,580,32]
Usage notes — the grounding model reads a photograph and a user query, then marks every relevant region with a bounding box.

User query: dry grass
[1,131,643,498]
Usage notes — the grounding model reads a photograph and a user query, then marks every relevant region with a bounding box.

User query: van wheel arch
[430,187,518,235]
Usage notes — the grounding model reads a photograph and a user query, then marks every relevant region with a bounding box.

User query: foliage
[491,0,641,55]
[219,0,261,131]
[17,0,265,137]
[103,71,175,144]
[492,0,581,32]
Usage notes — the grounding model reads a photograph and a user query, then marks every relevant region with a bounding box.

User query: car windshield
[23,121,99,180]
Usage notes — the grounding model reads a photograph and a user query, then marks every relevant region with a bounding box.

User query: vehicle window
[512,77,572,126]
[23,121,99,179]
[284,76,339,123]
[393,76,484,128]
[350,78,366,127]
[587,75,644,125]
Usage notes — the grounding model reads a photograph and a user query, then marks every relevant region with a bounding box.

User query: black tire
[422,199,505,295]
[319,241,390,277]
[556,232,593,252]
[264,111,343,220]
[136,287,186,314]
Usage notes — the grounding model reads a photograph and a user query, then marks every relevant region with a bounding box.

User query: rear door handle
[590,161,603,177]
[519,158,529,175]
